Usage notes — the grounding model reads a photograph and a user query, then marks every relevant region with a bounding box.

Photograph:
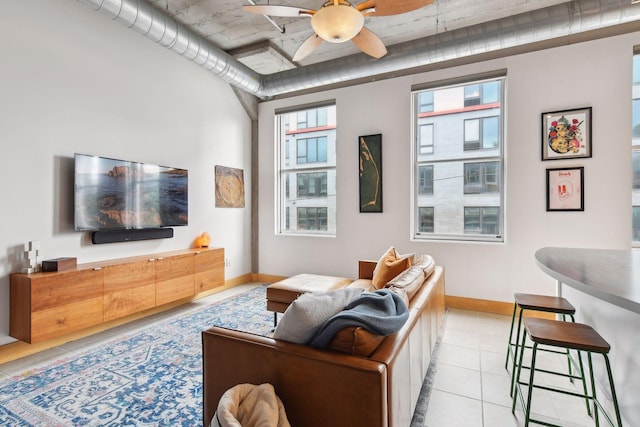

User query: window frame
[275,103,337,237]
[411,74,505,243]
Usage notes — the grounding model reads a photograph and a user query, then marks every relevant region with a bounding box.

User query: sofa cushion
[327,326,385,357]
[346,278,375,292]
[372,247,412,289]
[273,287,364,344]
[386,255,436,300]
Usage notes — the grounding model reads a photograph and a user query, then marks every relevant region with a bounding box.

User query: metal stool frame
[512,319,623,427]
[505,297,578,399]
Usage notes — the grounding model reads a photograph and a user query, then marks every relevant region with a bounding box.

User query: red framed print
[546,167,584,211]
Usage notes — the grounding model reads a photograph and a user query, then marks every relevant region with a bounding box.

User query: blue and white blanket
[309,289,409,349]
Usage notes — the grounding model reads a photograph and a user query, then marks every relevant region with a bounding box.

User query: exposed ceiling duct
[80,0,640,100]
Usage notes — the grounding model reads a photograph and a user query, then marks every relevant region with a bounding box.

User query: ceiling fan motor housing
[311,2,365,43]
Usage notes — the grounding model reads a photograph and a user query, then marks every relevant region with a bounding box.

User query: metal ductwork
[80,0,263,94]
[81,0,640,100]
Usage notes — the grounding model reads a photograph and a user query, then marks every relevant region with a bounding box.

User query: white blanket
[211,383,291,427]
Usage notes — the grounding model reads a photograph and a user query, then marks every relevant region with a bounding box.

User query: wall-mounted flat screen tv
[74,153,188,231]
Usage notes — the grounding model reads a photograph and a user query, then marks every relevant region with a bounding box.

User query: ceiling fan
[243,0,434,61]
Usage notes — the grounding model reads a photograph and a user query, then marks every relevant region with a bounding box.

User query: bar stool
[506,293,577,396]
[512,318,623,427]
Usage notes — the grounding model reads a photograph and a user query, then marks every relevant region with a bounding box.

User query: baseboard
[446,295,555,319]
[252,273,287,284]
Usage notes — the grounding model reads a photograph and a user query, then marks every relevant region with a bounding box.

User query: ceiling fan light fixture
[311,3,364,43]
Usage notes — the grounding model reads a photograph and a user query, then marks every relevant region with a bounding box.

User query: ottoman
[267,274,353,326]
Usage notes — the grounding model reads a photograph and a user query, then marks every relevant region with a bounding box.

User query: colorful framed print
[541,107,592,161]
[359,134,382,213]
[546,166,584,211]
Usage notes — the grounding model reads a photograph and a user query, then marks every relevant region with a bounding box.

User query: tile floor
[424,308,599,427]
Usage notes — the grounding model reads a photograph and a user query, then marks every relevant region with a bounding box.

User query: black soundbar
[91,228,174,244]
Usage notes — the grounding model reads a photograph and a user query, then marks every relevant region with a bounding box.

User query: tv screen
[74,153,188,231]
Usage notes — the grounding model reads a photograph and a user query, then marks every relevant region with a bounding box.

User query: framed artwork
[359,134,382,212]
[215,165,245,208]
[546,166,584,211]
[541,107,592,161]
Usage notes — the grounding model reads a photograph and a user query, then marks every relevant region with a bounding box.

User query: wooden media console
[10,247,224,344]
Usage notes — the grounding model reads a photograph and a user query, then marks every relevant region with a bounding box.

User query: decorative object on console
[541,107,592,161]
[359,134,383,212]
[195,232,211,248]
[22,240,41,273]
[546,166,584,211]
[215,165,245,208]
[41,257,77,272]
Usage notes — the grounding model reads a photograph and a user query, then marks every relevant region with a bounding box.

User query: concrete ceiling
[146,0,571,75]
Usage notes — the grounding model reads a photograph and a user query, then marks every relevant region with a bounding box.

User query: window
[276,104,337,236]
[464,82,500,107]
[634,207,640,242]
[633,52,640,244]
[413,76,505,242]
[464,162,499,194]
[297,108,328,129]
[418,207,435,232]
[464,116,499,150]
[297,172,327,197]
[419,124,434,154]
[297,137,328,164]
[418,165,434,195]
[418,91,434,113]
[464,207,499,235]
[297,207,327,231]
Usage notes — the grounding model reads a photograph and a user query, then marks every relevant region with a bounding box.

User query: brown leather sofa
[202,261,445,427]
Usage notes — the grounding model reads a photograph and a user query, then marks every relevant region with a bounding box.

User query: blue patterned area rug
[0,285,273,427]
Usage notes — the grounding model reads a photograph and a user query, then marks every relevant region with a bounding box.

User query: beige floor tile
[438,342,481,371]
[433,363,482,400]
[481,371,514,408]
[483,401,525,427]
[424,389,483,427]
[442,327,482,349]
[480,349,510,377]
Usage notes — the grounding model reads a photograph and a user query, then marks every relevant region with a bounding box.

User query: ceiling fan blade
[357,0,433,16]
[242,5,314,17]
[352,27,387,58]
[293,34,323,62]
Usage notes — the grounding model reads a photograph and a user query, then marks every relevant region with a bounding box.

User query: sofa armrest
[358,260,377,279]
[202,327,388,427]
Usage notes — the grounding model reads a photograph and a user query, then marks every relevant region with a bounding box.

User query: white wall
[0,0,253,345]
[259,32,638,302]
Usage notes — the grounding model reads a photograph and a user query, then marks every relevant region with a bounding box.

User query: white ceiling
[146,0,571,74]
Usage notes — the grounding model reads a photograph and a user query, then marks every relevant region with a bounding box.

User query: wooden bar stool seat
[513,293,576,314]
[512,318,623,427]
[506,293,577,397]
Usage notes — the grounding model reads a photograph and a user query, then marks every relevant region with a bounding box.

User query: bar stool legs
[505,294,577,398]
[512,318,623,427]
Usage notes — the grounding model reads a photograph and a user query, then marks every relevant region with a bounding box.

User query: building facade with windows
[277,105,337,235]
[632,53,640,243]
[413,78,504,241]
